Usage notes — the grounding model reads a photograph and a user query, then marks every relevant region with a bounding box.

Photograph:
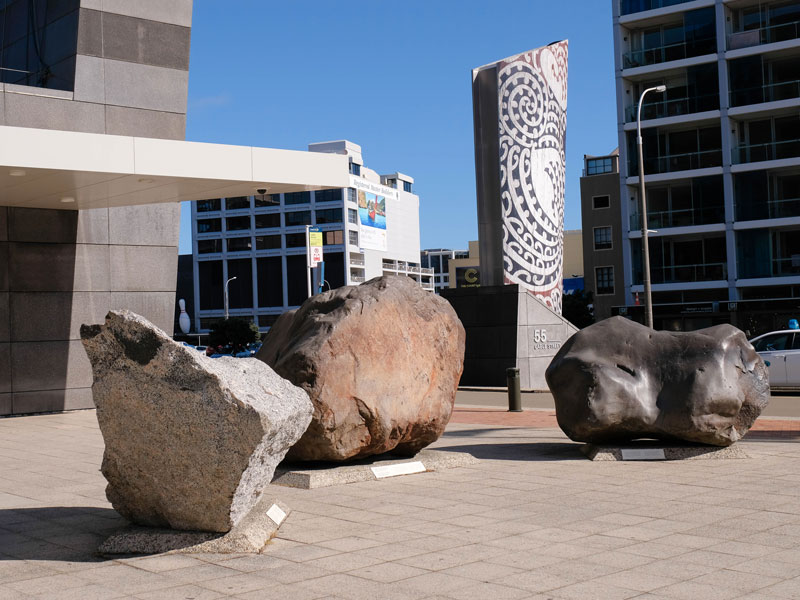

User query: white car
[749,330,800,389]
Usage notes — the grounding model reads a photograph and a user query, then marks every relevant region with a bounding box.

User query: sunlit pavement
[1,402,799,600]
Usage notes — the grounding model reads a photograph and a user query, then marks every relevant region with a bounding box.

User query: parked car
[195,345,208,354]
[749,329,800,389]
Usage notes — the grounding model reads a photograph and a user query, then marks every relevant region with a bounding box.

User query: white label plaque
[621,448,666,461]
[371,461,426,479]
[266,504,287,525]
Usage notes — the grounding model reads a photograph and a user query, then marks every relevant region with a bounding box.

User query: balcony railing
[639,262,728,284]
[622,37,716,69]
[620,0,695,16]
[773,256,800,276]
[736,197,800,220]
[349,257,365,266]
[732,139,800,164]
[632,148,723,175]
[350,274,365,283]
[625,92,719,122]
[728,20,800,50]
[630,205,724,229]
[730,79,800,107]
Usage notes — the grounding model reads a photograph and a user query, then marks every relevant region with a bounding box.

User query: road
[456,389,800,418]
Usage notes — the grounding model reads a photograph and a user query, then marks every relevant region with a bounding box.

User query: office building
[580,150,625,321]
[613,0,800,333]
[190,140,432,331]
[0,1,346,415]
[421,248,470,292]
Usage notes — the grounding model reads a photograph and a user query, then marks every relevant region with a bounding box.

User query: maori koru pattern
[498,41,568,313]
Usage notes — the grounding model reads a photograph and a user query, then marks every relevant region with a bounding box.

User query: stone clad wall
[0,0,192,415]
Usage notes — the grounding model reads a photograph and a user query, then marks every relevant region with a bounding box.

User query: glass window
[348,208,358,224]
[197,218,221,233]
[323,230,344,246]
[347,188,357,202]
[349,163,361,176]
[403,181,412,193]
[227,259,253,309]
[226,216,250,231]
[752,333,792,352]
[315,188,343,203]
[593,195,610,209]
[596,267,614,295]
[227,237,252,252]
[196,199,221,212]
[198,260,223,309]
[285,233,306,248]
[254,213,281,229]
[594,227,613,250]
[255,235,281,250]
[348,230,359,246]
[315,208,343,224]
[197,239,222,254]
[257,256,283,307]
[284,191,310,205]
[225,197,250,210]
[586,158,613,175]
[285,211,311,227]
[255,195,280,207]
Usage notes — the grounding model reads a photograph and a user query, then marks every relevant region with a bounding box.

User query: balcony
[623,38,715,69]
[630,205,724,229]
[732,139,800,164]
[773,256,800,276]
[737,198,800,221]
[636,262,728,284]
[350,274,365,283]
[349,256,365,266]
[730,79,800,108]
[625,92,719,122]
[728,20,800,50]
[632,148,722,175]
[620,0,696,17]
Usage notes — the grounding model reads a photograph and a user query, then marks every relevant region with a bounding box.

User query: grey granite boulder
[257,275,465,462]
[81,310,312,533]
[545,317,769,446]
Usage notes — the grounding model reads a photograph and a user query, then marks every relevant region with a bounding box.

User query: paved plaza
[1,403,800,600]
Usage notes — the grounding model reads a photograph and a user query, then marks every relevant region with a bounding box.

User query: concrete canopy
[0,125,349,210]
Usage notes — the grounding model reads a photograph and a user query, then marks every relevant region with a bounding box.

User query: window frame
[593,226,613,251]
[592,195,611,210]
[595,266,615,296]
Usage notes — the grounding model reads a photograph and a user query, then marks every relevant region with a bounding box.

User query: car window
[793,333,800,350]
[752,333,791,352]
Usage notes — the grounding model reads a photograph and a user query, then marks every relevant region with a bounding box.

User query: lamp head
[655,85,667,92]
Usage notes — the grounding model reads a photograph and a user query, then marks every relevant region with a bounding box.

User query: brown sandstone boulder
[257,276,465,461]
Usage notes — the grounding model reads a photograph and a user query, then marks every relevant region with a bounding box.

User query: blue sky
[180,0,618,254]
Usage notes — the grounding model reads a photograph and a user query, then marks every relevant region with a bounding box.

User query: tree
[562,289,595,329]
[208,318,260,352]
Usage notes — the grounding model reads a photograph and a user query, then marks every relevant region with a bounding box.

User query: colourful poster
[357,189,387,251]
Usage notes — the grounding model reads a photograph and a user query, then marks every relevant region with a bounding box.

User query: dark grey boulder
[545,317,769,446]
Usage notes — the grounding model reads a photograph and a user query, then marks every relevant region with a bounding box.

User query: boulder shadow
[432,441,584,462]
[0,506,125,562]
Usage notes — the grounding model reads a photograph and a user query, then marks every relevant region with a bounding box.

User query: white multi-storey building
[190,140,433,331]
[421,248,470,292]
[613,0,800,333]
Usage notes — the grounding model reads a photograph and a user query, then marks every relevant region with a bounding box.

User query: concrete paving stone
[618,542,690,559]
[582,550,656,569]
[738,531,800,549]
[217,555,295,573]
[676,548,752,569]
[395,534,467,553]
[304,551,385,573]
[537,559,625,583]
[440,581,532,600]
[297,573,416,600]
[348,561,430,583]
[760,577,800,599]
[655,580,755,600]
[264,542,342,563]
[438,560,523,583]
[652,533,722,549]
[347,543,429,563]
[593,569,680,592]
[496,569,578,593]
[134,585,225,600]
[690,568,784,593]
[315,536,386,552]
[198,572,279,595]
[123,555,206,573]
[234,583,331,599]
[549,580,640,600]
[704,540,781,558]
[6,572,99,595]
[395,571,480,595]
[578,534,640,551]
[134,563,240,586]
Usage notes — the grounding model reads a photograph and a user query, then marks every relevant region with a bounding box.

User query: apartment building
[191,141,433,331]
[613,0,800,333]
[421,248,470,292]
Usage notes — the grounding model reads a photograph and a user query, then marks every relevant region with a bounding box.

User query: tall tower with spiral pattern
[472,41,568,313]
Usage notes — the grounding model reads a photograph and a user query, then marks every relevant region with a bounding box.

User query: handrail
[732,138,800,164]
[728,19,800,50]
[626,92,719,122]
[642,262,728,284]
[730,78,800,107]
[623,36,716,69]
[631,148,723,175]
[630,205,724,229]
[620,0,695,16]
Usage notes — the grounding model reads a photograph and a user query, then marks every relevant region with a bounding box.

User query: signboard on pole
[308,227,323,267]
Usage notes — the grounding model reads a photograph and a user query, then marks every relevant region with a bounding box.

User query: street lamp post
[637,85,667,329]
[224,276,237,320]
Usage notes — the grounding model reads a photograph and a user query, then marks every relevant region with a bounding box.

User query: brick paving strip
[451,406,800,439]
